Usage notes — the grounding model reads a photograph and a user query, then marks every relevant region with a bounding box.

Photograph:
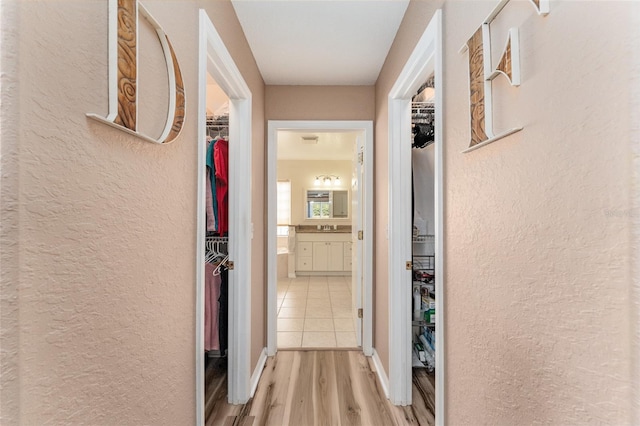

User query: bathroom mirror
[306,189,349,219]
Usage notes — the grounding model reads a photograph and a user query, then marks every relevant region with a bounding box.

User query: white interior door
[352,135,364,346]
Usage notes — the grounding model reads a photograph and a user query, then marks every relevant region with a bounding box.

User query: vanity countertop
[296,225,352,234]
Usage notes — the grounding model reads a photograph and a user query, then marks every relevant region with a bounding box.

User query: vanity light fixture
[314,174,342,187]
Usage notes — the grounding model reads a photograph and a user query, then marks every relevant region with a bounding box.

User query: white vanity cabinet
[312,241,344,271]
[296,242,313,271]
[296,233,352,275]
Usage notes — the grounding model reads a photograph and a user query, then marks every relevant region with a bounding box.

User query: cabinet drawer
[297,242,312,256]
[297,256,313,271]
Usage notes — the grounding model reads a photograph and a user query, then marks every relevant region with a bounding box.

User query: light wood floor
[205,350,435,426]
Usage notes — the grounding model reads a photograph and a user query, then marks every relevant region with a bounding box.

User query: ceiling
[277,131,358,160]
[231,0,410,85]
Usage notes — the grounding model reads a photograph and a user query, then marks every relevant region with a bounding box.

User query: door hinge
[406,261,412,270]
[358,151,364,165]
[358,230,363,240]
[227,260,235,270]
[358,308,363,318]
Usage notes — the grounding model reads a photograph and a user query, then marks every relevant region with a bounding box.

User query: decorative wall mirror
[306,189,349,219]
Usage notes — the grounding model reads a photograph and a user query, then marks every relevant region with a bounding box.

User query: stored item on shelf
[422,283,434,292]
[421,296,435,311]
[423,327,435,351]
[414,342,426,362]
[418,335,435,371]
[413,288,422,321]
[424,308,435,323]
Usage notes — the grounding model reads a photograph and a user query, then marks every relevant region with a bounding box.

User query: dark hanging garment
[218,268,229,356]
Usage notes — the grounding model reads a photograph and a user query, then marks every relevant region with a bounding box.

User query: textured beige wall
[0,0,265,424]
[376,0,636,423]
[633,5,640,420]
[1,0,21,422]
[265,85,375,120]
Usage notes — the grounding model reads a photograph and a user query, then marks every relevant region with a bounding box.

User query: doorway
[267,121,373,357]
[387,8,444,424]
[275,131,356,349]
[196,9,253,424]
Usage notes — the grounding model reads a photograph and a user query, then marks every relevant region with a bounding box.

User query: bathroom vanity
[295,226,352,276]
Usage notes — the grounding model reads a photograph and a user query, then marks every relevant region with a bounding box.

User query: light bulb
[314,177,321,186]
[334,177,341,186]
[324,177,331,186]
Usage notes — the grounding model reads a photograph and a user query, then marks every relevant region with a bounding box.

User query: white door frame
[352,136,365,347]
[387,9,444,423]
[266,120,373,357]
[196,9,253,424]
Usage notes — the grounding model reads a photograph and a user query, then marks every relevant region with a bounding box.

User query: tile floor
[277,275,357,348]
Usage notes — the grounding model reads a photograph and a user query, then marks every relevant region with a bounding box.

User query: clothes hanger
[213,254,229,276]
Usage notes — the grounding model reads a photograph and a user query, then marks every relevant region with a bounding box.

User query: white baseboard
[250,347,268,397]
[371,349,390,399]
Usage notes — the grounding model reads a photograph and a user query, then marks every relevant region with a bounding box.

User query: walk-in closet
[203,74,231,420]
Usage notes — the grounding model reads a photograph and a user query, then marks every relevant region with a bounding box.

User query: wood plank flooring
[205,351,435,426]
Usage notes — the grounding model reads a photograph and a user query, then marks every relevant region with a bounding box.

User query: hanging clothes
[204,263,222,351]
[218,268,229,356]
[206,138,219,232]
[214,138,229,236]
[205,168,216,232]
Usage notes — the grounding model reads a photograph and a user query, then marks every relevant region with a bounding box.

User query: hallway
[205,350,435,425]
[3,1,637,424]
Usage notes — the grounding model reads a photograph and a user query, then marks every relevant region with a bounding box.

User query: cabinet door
[312,242,329,271]
[343,242,352,271]
[332,190,348,218]
[328,242,344,271]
